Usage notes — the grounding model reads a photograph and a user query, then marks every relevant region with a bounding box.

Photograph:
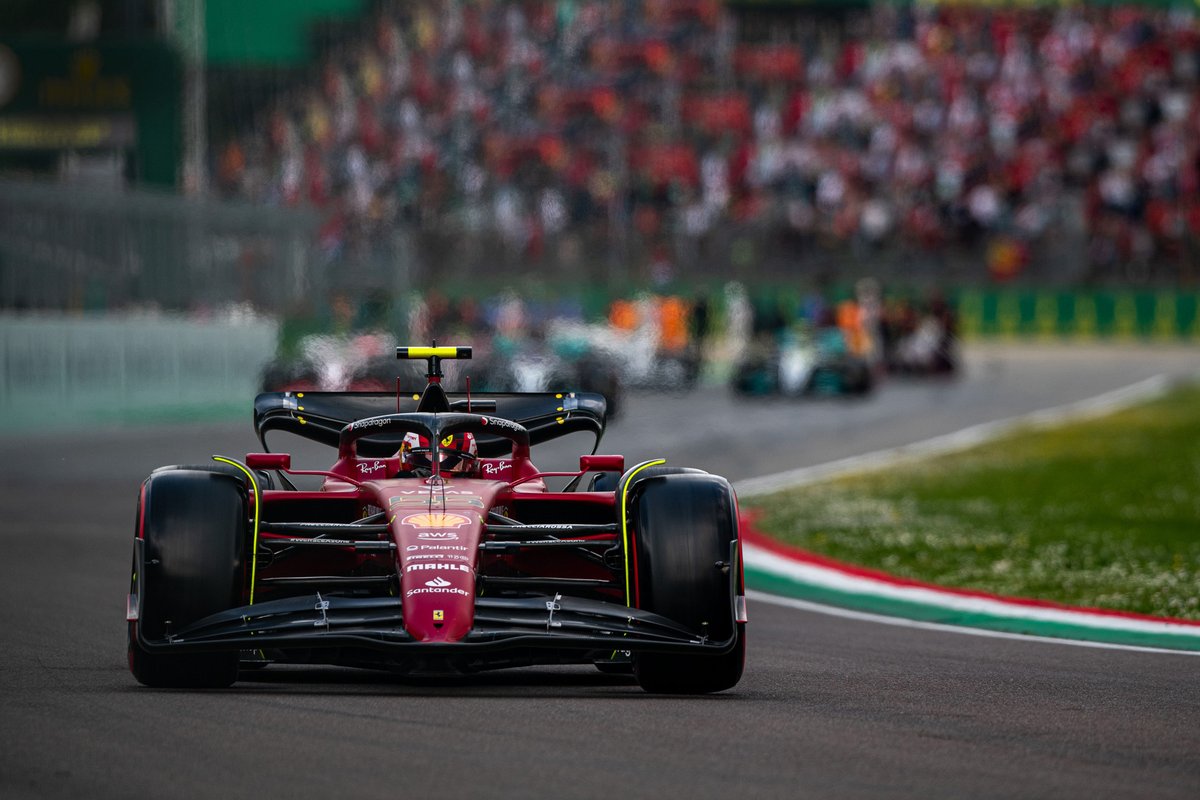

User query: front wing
[131,543,742,668]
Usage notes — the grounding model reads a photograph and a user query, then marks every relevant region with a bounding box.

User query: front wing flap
[134,543,743,659]
[134,592,738,656]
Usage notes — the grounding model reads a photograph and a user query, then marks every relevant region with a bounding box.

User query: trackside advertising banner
[956,290,1200,341]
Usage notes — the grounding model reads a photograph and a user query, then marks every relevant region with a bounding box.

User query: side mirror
[580,455,624,473]
[246,452,291,470]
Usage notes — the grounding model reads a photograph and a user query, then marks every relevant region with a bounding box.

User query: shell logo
[401,512,471,529]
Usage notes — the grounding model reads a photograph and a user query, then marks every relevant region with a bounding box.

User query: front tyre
[128,467,247,688]
[629,473,745,694]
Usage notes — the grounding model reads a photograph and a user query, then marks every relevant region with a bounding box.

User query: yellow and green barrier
[956,290,1200,341]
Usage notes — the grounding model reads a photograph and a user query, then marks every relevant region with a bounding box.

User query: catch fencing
[0,178,319,314]
[0,313,278,432]
[0,178,1146,321]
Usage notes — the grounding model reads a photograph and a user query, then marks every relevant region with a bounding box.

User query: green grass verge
[744,382,1200,620]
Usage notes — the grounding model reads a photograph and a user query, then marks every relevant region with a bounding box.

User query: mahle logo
[405,562,471,574]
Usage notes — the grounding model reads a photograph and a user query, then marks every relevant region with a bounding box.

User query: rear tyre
[731,359,775,396]
[628,473,745,694]
[579,358,622,419]
[128,467,247,688]
[841,358,874,396]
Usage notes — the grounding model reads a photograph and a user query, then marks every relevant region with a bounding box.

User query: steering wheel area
[404,433,479,473]
[338,413,532,477]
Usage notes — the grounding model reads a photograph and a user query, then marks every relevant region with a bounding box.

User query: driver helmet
[400,431,478,474]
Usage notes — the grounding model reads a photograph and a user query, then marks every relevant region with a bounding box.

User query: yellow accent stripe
[620,459,666,607]
[214,456,262,605]
[399,346,463,358]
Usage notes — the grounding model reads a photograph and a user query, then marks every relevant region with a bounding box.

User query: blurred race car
[549,317,701,394]
[470,332,624,418]
[264,330,625,417]
[259,332,419,392]
[733,329,873,397]
[885,316,958,376]
[127,345,745,693]
[881,295,959,377]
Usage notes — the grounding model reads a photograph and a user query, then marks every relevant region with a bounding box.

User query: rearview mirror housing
[245,452,291,470]
[580,455,624,473]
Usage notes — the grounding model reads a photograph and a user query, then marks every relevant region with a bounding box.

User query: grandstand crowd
[216,1,1200,282]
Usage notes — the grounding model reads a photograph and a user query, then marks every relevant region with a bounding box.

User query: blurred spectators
[220,1,1200,285]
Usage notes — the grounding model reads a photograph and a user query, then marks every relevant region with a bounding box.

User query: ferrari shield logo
[433,610,444,622]
[400,512,471,529]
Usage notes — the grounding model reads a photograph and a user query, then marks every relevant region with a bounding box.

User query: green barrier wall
[956,291,1200,341]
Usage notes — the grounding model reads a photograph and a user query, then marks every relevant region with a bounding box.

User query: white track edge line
[733,374,1174,497]
[743,543,1200,636]
[746,590,1200,657]
[735,373,1200,645]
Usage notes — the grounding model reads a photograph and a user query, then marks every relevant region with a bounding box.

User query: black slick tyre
[628,473,745,694]
[128,467,247,688]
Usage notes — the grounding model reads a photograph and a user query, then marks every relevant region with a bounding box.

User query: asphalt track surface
[2,343,1198,799]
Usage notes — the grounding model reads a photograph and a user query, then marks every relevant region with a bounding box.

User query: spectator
[224,1,1200,283]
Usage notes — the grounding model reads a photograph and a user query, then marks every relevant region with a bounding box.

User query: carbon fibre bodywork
[130,538,742,674]
[252,389,609,457]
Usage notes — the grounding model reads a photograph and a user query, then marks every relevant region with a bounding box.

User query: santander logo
[425,576,451,588]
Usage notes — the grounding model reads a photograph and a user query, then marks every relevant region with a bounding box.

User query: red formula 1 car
[127,346,745,693]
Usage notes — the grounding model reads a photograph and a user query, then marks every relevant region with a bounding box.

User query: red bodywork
[246,445,621,646]
[130,351,743,685]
